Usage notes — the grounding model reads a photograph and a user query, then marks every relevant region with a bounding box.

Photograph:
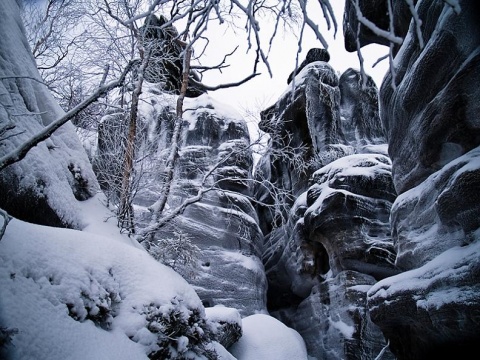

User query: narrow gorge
[1,0,479,359]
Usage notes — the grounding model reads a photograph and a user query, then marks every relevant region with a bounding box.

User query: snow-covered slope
[0,0,301,358]
[0,216,202,359]
[0,0,99,229]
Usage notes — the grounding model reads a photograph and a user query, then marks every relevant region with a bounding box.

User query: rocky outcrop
[343,0,480,358]
[140,14,205,97]
[257,60,344,235]
[162,95,267,316]
[287,48,330,84]
[97,86,267,316]
[304,154,398,280]
[257,54,395,358]
[0,0,99,229]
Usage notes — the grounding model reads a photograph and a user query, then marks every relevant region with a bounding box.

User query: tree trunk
[118,49,151,233]
[145,46,192,241]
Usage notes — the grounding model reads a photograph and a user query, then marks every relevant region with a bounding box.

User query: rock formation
[96,85,267,316]
[140,14,205,97]
[343,0,480,358]
[164,94,267,316]
[0,0,99,229]
[287,48,330,84]
[257,52,397,358]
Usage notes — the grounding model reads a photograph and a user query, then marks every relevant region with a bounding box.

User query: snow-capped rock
[0,0,99,229]
[257,54,394,358]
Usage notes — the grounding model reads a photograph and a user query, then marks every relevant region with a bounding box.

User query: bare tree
[17,0,341,240]
[0,62,135,172]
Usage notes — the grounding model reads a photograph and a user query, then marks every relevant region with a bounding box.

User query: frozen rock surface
[0,0,99,229]
[304,154,398,280]
[97,87,267,316]
[380,0,480,194]
[159,95,267,316]
[257,53,395,359]
[343,0,480,358]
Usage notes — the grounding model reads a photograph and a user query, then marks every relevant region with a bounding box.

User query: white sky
[198,0,389,118]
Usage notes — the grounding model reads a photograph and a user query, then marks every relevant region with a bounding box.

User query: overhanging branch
[0,60,136,171]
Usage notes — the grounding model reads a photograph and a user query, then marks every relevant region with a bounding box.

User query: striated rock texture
[379,0,480,194]
[344,0,480,358]
[257,61,345,235]
[97,86,267,316]
[166,95,267,316]
[304,154,398,280]
[0,0,99,229]
[257,54,396,359]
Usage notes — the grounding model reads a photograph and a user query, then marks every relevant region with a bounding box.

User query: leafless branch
[189,72,260,91]
[0,208,11,242]
[351,0,403,45]
[0,61,136,171]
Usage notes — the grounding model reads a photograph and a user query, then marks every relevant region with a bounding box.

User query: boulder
[0,0,99,229]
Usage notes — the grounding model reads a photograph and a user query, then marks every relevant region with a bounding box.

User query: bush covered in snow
[0,212,234,360]
[141,299,217,359]
[149,230,201,275]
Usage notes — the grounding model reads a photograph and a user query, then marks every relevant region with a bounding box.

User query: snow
[183,94,246,132]
[77,192,143,248]
[229,314,308,360]
[312,153,392,184]
[368,239,480,309]
[328,317,354,340]
[205,305,242,326]
[0,209,205,358]
[0,2,311,358]
[219,250,264,272]
[0,202,308,359]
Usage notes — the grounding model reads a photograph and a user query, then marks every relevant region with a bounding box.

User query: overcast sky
[198,1,389,119]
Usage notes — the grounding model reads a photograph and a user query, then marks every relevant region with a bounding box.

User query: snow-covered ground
[0,0,305,358]
[0,193,308,359]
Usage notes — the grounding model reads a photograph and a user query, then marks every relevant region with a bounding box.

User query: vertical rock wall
[97,87,268,316]
[256,59,396,359]
[344,0,480,358]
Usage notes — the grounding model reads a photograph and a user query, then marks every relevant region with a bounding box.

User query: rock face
[257,60,345,234]
[0,0,99,229]
[165,95,267,315]
[304,154,398,280]
[97,86,267,316]
[140,14,205,97]
[343,0,480,358]
[257,54,396,359]
[381,0,480,194]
